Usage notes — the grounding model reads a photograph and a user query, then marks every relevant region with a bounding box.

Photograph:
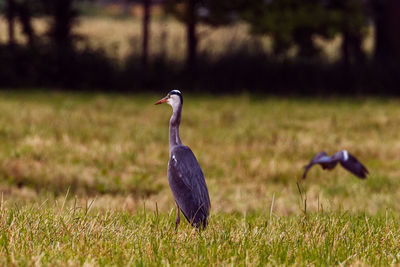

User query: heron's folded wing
[168,146,210,227]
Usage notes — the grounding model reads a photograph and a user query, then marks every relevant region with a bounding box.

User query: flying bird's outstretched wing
[338,151,369,179]
[302,150,368,179]
[302,151,339,179]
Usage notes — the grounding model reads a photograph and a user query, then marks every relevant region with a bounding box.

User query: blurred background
[0,0,399,94]
[0,0,399,217]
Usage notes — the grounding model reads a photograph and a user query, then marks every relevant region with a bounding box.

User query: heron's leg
[175,202,180,231]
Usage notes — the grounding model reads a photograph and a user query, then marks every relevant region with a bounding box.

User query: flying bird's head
[341,150,349,161]
[155,90,183,110]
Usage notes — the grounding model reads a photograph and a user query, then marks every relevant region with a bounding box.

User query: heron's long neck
[169,104,182,153]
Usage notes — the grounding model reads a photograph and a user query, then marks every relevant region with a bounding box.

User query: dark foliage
[0,44,118,90]
[0,0,399,94]
[0,41,399,94]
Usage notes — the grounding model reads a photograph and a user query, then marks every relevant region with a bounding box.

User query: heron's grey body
[168,145,210,228]
[157,90,210,229]
[303,150,369,179]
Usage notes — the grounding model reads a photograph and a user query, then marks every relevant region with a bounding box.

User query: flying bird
[302,150,369,179]
[155,90,210,230]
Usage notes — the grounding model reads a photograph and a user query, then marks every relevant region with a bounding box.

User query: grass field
[0,91,399,265]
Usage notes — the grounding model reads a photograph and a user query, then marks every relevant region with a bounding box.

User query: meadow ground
[0,91,399,265]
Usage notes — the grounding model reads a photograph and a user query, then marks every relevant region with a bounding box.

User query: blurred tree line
[0,0,399,94]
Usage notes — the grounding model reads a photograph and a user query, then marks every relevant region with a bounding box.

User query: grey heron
[155,90,210,230]
[302,150,369,179]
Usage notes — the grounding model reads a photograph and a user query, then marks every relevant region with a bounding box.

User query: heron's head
[155,90,183,109]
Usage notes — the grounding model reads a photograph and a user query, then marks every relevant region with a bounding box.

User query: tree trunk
[50,0,75,50]
[341,31,364,67]
[18,2,36,48]
[372,0,400,91]
[186,0,198,73]
[142,0,150,70]
[341,32,350,68]
[374,0,400,63]
[6,0,16,47]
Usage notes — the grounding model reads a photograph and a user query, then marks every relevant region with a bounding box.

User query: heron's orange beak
[155,96,168,105]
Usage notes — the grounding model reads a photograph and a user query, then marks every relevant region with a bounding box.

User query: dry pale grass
[0,91,398,266]
[72,17,272,61]
[0,91,399,218]
[0,16,374,61]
